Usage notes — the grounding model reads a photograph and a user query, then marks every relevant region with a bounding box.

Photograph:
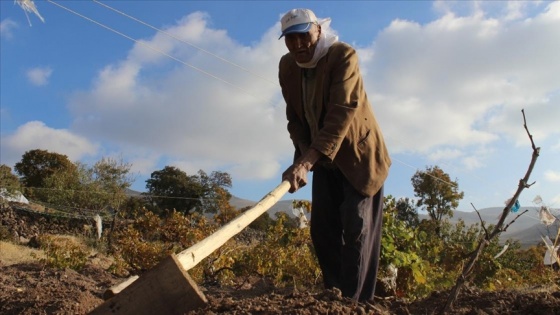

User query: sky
[1,1,559,213]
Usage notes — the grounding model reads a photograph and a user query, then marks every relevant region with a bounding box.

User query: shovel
[90,181,291,315]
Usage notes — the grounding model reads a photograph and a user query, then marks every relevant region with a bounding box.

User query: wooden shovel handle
[105,181,291,299]
[176,180,291,270]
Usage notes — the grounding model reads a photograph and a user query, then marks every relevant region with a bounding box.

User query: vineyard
[1,199,560,314]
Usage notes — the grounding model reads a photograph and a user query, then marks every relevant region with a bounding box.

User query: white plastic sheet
[15,0,45,26]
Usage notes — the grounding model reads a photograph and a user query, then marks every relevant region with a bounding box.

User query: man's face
[284,24,322,63]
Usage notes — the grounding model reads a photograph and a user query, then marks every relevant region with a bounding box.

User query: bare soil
[1,245,560,315]
[2,203,560,314]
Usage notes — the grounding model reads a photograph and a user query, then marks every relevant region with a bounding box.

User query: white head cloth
[296,18,339,69]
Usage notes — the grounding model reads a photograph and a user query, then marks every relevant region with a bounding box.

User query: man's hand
[282,147,323,193]
[282,163,310,193]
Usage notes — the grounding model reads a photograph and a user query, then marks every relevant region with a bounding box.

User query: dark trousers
[310,167,384,302]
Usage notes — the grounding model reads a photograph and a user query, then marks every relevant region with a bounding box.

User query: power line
[22,185,234,202]
[40,0,507,206]
[46,0,272,105]
[391,156,458,188]
[91,0,277,86]
[45,0,465,193]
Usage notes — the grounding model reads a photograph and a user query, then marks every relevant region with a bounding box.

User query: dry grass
[0,241,44,265]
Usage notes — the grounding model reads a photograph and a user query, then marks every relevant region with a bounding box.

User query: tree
[41,163,84,208]
[89,156,134,209]
[411,166,464,234]
[145,167,234,216]
[14,149,78,199]
[0,164,21,191]
[39,157,134,212]
[395,197,419,228]
[145,166,199,214]
[196,170,232,214]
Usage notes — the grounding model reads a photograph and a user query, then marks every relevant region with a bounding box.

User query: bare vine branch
[441,109,540,314]
[471,203,489,240]
[502,209,529,233]
[522,109,538,151]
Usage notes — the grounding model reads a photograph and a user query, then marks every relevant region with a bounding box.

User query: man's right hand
[282,147,322,193]
[282,163,310,193]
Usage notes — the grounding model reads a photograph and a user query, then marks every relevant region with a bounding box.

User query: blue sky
[1,1,559,213]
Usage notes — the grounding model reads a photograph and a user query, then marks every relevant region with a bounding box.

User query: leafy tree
[0,164,21,191]
[14,149,78,199]
[197,170,232,214]
[145,166,199,215]
[41,163,85,208]
[212,188,240,225]
[395,197,419,228]
[145,167,232,215]
[411,165,464,234]
[89,156,134,209]
[40,157,134,212]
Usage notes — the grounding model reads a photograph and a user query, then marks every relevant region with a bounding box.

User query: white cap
[279,8,318,39]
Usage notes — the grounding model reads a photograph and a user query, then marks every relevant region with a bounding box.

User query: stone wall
[0,203,107,241]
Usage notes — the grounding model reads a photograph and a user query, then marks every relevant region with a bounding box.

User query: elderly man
[278,8,391,302]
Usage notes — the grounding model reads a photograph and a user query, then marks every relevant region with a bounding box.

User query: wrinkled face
[284,24,322,63]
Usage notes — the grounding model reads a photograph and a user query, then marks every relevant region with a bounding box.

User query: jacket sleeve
[311,44,361,161]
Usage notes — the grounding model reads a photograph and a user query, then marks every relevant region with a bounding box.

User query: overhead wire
[91,0,277,86]
[42,0,509,208]
[22,185,224,202]
[46,0,272,106]
[10,2,557,259]
[384,131,537,212]
[46,0,479,205]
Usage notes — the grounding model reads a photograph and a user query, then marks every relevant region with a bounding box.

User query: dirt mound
[0,262,119,315]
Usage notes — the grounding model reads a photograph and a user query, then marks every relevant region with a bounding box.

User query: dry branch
[471,203,489,240]
[441,109,540,314]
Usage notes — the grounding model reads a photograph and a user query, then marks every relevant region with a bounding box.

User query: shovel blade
[90,254,207,315]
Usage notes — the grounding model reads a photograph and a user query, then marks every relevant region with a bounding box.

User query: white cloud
[362,1,560,158]
[427,148,463,161]
[544,170,560,183]
[0,121,98,166]
[5,2,549,207]
[461,155,484,170]
[26,66,53,86]
[67,12,290,180]
[0,18,18,39]
[52,3,558,187]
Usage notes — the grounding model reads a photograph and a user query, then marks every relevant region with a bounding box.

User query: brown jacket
[279,42,391,197]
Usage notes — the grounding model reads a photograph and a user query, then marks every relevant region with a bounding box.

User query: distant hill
[125,188,143,197]
[130,187,557,248]
[229,195,295,218]
[424,207,559,248]
[230,196,559,248]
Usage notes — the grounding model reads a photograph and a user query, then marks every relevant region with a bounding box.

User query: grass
[0,240,45,265]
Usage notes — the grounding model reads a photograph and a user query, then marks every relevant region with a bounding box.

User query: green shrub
[33,234,89,270]
[236,213,321,288]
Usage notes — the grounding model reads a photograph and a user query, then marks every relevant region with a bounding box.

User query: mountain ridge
[229,196,558,248]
